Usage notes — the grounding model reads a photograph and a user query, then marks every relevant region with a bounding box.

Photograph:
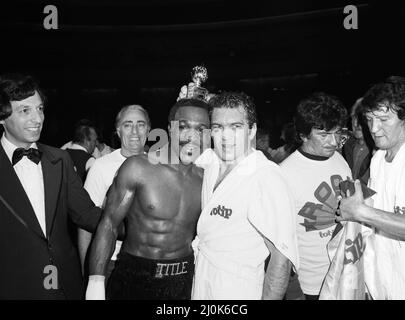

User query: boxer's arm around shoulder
[262,238,291,300]
[86,159,138,299]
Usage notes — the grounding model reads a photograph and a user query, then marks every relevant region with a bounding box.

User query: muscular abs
[122,169,202,259]
[89,156,203,277]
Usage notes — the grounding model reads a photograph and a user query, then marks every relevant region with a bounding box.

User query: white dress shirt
[1,134,46,236]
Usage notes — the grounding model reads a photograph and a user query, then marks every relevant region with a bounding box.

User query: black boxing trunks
[106,252,194,300]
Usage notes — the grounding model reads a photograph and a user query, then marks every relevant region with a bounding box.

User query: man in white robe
[192,91,299,300]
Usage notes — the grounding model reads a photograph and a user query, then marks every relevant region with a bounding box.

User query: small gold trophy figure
[187,65,208,101]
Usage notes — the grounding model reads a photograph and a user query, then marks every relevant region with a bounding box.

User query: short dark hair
[209,91,257,128]
[361,76,405,121]
[72,119,96,144]
[0,73,46,121]
[294,92,347,138]
[168,98,211,122]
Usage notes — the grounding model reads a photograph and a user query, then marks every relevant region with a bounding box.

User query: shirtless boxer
[85,98,210,300]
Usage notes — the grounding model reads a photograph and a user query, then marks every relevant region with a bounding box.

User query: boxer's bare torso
[116,154,202,259]
[89,104,210,278]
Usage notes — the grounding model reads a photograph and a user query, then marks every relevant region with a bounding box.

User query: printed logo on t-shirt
[319,229,334,238]
[210,205,233,219]
[298,175,343,232]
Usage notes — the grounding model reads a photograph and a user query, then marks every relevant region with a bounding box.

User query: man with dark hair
[65,119,98,182]
[337,76,405,299]
[86,98,210,300]
[0,73,101,299]
[192,91,298,300]
[280,92,352,300]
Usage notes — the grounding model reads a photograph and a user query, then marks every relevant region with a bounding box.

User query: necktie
[12,148,42,166]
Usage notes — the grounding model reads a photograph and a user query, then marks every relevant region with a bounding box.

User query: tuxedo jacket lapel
[38,144,63,238]
[0,144,46,239]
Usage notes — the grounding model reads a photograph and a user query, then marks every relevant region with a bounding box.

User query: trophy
[187,65,208,101]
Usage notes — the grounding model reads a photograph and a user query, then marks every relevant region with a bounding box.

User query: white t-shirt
[280,150,352,295]
[366,143,405,299]
[84,149,126,260]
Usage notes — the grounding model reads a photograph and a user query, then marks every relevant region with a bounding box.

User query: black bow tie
[12,148,42,166]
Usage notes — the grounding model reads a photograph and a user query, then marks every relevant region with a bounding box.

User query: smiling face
[116,108,149,157]
[0,91,44,148]
[301,127,342,158]
[211,106,256,163]
[365,106,405,156]
[170,106,210,165]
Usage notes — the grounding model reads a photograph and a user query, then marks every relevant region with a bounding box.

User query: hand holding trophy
[178,65,215,102]
[187,65,209,101]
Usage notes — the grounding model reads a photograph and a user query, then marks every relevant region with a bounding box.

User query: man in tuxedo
[0,73,101,299]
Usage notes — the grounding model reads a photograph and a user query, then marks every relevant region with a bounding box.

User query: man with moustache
[85,98,210,300]
[280,92,352,300]
[191,92,298,300]
[78,105,151,277]
[0,73,101,299]
[337,76,405,299]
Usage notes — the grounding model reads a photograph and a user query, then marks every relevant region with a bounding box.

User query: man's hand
[177,82,195,101]
[85,275,106,300]
[177,82,215,101]
[336,179,368,223]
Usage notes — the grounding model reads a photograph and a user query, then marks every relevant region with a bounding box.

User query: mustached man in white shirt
[338,76,405,299]
[280,92,352,300]
[0,73,101,299]
[78,105,150,278]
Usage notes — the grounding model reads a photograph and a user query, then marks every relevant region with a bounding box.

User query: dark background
[1,0,404,148]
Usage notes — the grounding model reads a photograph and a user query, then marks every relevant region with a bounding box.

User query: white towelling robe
[192,149,299,299]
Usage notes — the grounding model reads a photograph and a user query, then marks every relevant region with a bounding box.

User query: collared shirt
[66,143,95,171]
[1,134,46,236]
